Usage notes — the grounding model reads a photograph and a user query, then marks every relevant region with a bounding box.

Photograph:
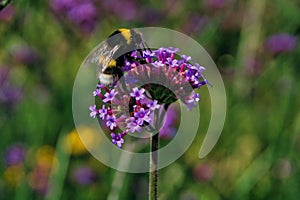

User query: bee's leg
[142,42,152,53]
[114,68,129,93]
[135,49,147,64]
[138,49,144,58]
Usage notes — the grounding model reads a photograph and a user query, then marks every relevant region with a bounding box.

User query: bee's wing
[84,42,121,72]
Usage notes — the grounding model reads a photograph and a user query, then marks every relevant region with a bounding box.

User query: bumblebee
[88,28,149,85]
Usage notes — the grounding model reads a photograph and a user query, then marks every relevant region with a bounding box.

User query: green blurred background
[0,0,299,199]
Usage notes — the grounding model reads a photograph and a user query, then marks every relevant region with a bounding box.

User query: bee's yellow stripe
[119,28,131,45]
[108,59,116,67]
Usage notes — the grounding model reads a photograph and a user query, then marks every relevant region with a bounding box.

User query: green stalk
[149,132,159,200]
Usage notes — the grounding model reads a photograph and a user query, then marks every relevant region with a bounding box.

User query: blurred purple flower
[182,14,210,35]
[139,8,165,26]
[67,2,98,33]
[0,66,23,105]
[193,163,213,182]
[50,0,99,33]
[50,0,77,12]
[0,86,22,104]
[265,33,297,55]
[0,4,15,22]
[0,67,10,86]
[4,144,26,166]
[72,166,97,185]
[101,0,137,20]
[10,45,39,65]
[160,104,179,139]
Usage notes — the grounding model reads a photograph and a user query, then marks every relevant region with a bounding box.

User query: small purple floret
[103,89,117,103]
[130,87,145,101]
[106,115,117,130]
[111,133,124,148]
[89,105,98,118]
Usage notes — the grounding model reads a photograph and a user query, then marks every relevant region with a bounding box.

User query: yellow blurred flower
[64,126,100,155]
[4,164,25,187]
[28,145,56,194]
[35,145,57,168]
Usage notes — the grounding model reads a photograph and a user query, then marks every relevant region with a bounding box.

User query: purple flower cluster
[90,85,160,148]
[50,0,98,33]
[144,47,207,109]
[89,47,208,148]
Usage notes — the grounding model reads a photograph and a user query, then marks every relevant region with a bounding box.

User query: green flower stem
[149,132,159,200]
